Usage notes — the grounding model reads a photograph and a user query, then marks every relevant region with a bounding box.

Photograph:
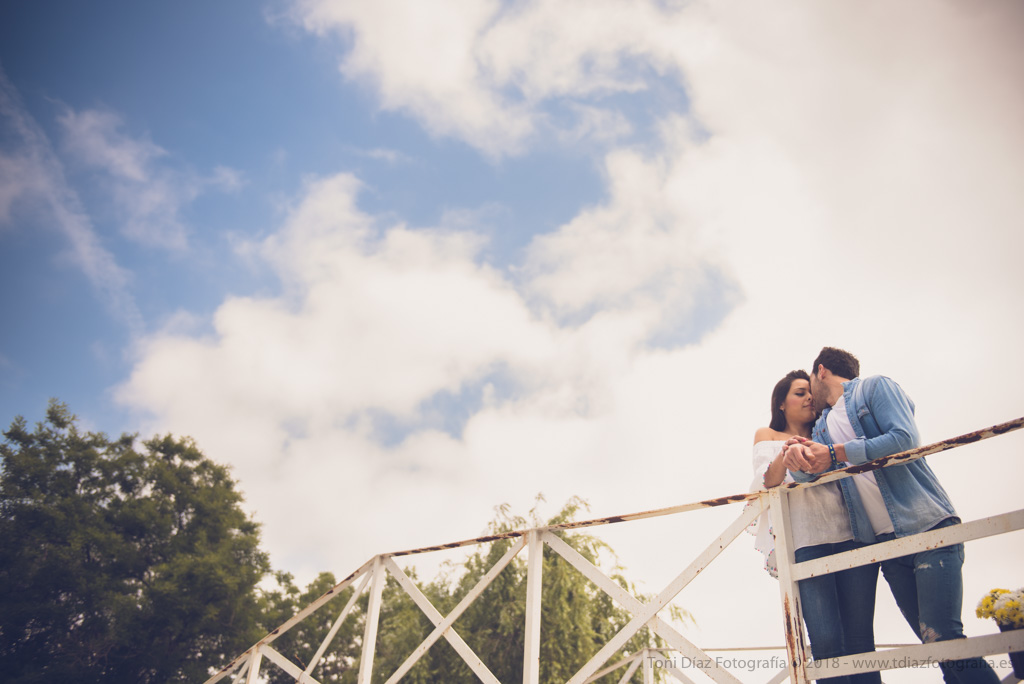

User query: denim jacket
[794,376,957,543]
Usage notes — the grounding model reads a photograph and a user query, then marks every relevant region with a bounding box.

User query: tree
[257,571,365,683]
[260,497,691,683]
[0,401,270,683]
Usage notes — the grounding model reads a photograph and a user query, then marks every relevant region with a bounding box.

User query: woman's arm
[752,428,787,488]
[762,449,788,488]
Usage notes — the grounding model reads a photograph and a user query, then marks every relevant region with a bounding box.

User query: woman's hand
[782,443,814,473]
[784,441,833,474]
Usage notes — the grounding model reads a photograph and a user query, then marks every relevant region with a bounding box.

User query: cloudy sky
[2,1,1023,680]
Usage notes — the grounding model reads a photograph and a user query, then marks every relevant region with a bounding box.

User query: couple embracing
[751,347,998,684]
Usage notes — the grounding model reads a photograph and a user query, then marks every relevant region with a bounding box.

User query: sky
[2,1,1023,681]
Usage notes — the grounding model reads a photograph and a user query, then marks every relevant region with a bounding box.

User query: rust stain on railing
[785,416,1024,488]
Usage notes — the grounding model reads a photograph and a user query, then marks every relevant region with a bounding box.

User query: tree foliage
[1,402,691,683]
[260,498,691,684]
[0,401,270,683]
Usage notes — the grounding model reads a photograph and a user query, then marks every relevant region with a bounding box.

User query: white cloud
[357,147,412,164]
[58,108,166,182]
[209,165,245,192]
[554,103,634,145]
[0,70,141,331]
[0,151,46,225]
[294,0,532,156]
[119,1,1024,673]
[290,0,690,156]
[477,0,681,100]
[118,171,556,441]
[58,107,244,250]
[523,142,733,328]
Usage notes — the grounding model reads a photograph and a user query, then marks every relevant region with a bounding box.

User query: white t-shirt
[748,440,853,577]
[828,395,894,535]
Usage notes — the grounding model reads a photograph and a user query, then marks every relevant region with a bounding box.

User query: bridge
[206,417,1024,684]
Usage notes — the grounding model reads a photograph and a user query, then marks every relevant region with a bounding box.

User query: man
[783,347,997,684]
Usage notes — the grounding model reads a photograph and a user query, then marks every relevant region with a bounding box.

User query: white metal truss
[205,417,1024,684]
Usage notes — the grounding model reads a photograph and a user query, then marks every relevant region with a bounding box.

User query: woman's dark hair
[769,370,810,432]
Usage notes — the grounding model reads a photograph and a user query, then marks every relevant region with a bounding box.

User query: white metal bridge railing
[205,417,1024,684]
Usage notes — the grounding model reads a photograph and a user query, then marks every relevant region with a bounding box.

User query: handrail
[389,416,1024,558]
[205,417,1024,684]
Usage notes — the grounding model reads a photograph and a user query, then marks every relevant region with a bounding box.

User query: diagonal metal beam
[617,656,642,684]
[382,538,526,684]
[664,663,698,684]
[229,657,250,684]
[383,556,503,684]
[206,558,375,684]
[781,417,1024,494]
[565,504,760,684]
[584,649,644,683]
[304,572,372,679]
[543,530,742,684]
[258,643,319,683]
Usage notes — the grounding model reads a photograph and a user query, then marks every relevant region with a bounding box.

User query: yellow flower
[978,587,1024,628]
[976,588,1010,619]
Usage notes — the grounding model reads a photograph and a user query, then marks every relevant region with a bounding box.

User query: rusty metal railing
[205,417,1024,684]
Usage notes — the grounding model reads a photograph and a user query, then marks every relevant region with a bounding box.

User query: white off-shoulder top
[747,440,853,577]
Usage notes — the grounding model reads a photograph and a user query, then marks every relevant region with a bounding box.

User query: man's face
[809,369,829,413]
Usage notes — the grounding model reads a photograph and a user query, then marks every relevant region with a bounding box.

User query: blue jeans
[796,540,881,684]
[878,518,998,684]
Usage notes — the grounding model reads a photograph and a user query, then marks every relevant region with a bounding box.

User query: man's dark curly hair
[811,347,860,379]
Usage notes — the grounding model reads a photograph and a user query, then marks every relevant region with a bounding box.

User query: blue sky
[2,1,1023,677]
[0,0,624,433]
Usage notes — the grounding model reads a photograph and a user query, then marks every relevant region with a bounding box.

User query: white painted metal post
[243,649,263,684]
[523,529,543,684]
[357,555,387,684]
[769,486,809,684]
[642,647,654,684]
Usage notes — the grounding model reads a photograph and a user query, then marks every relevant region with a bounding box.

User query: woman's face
[782,379,815,427]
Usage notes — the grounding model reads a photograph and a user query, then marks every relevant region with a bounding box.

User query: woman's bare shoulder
[754,427,785,444]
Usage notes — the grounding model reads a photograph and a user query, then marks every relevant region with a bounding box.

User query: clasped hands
[781,436,833,474]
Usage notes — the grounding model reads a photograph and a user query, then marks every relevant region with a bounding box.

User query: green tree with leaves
[0,401,270,683]
[257,571,365,683]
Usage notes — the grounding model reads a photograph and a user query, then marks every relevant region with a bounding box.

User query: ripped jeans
[878,517,998,684]
[796,540,881,684]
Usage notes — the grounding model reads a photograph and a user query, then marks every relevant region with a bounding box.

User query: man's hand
[784,440,833,474]
[782,443,813,473]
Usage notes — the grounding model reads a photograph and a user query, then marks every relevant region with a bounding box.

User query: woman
[750,370,880,684]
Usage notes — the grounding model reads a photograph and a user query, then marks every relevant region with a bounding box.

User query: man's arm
[842,376,920,465]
